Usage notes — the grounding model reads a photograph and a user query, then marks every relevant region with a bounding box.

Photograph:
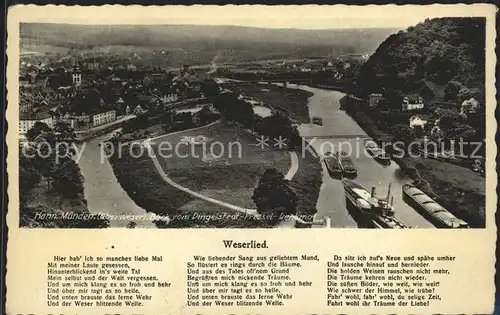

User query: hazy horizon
[12,5,483,30]
[20,22,401,31]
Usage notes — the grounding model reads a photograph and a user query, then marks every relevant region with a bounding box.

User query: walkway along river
[284,83,434,228]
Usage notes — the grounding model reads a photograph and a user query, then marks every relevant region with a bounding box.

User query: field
[151,121,291,209]
[20,43,70,55]
[224,82,314,123]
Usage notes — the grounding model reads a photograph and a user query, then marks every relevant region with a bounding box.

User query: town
[19,51,219,141]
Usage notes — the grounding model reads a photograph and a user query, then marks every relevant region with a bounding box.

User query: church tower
[72,65,82,88]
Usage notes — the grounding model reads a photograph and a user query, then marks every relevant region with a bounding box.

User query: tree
[252,168,298,224]
[419,83,435,101]
[437,109,461,130]
[175,112,194,129]
[214,93,254,127]
[127,221,137,228]
[357,18,484,102]
[198,105,218,125]
[201,80,220,98]
[53,121,77,148]
[26,121,51,141]
[19,155,41,194]
[444,81,464,101]
[51,157,85,199]
[255,113,302,149]
[391,124,415,146]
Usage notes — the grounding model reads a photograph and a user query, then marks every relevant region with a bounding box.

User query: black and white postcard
[5,4,497,314]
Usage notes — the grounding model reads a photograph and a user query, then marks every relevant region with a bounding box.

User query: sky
[11,4,493,30]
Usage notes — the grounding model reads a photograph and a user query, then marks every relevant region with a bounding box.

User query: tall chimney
[390,196,394,207]
[371,187,376,198]
[386,182,392,201]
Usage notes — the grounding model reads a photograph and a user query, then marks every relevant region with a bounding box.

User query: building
[461,97,480,115]
[72,66,82,88]
[133,105,145,115]
[402,94,424,111]
[368,93,384,108]
[66,115,91,130]
[85,58,101,71]
[19,74,35,86]
[127,63,137,71]
[92,110,116,127]
[162,93,179,103]
[19,100,32,114]
[409,116,428,129]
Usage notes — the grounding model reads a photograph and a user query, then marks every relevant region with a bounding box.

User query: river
[77,79,433,229]
[78,132,156,228]
[287,83,434,228]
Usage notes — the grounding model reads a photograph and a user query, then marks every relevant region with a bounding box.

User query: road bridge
[302,134,394,140]
[302,134,372,140]
[220,78,314,85]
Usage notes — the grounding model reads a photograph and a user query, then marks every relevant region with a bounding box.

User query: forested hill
[354,17,485,99]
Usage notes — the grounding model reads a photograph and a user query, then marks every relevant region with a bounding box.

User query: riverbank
[340,95,485,228]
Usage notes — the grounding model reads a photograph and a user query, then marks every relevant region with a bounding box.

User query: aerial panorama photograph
[18,13,486,229]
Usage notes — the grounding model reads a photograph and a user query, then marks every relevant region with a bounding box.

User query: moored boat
[312,116,323,126]
[402,184,469,228]
[323,151,342,179]
[364,139,391,164]
[343,179,408,229]
[335,151,357,178]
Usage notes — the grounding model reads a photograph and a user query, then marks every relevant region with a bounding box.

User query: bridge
[303,134,373,140]
[217,78,313,85]
[302,134,394,141]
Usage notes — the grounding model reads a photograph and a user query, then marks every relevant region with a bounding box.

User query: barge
[335,151,358,178]
[402,184,469,228]
[323,151,342,179]
[364,139,391,165]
